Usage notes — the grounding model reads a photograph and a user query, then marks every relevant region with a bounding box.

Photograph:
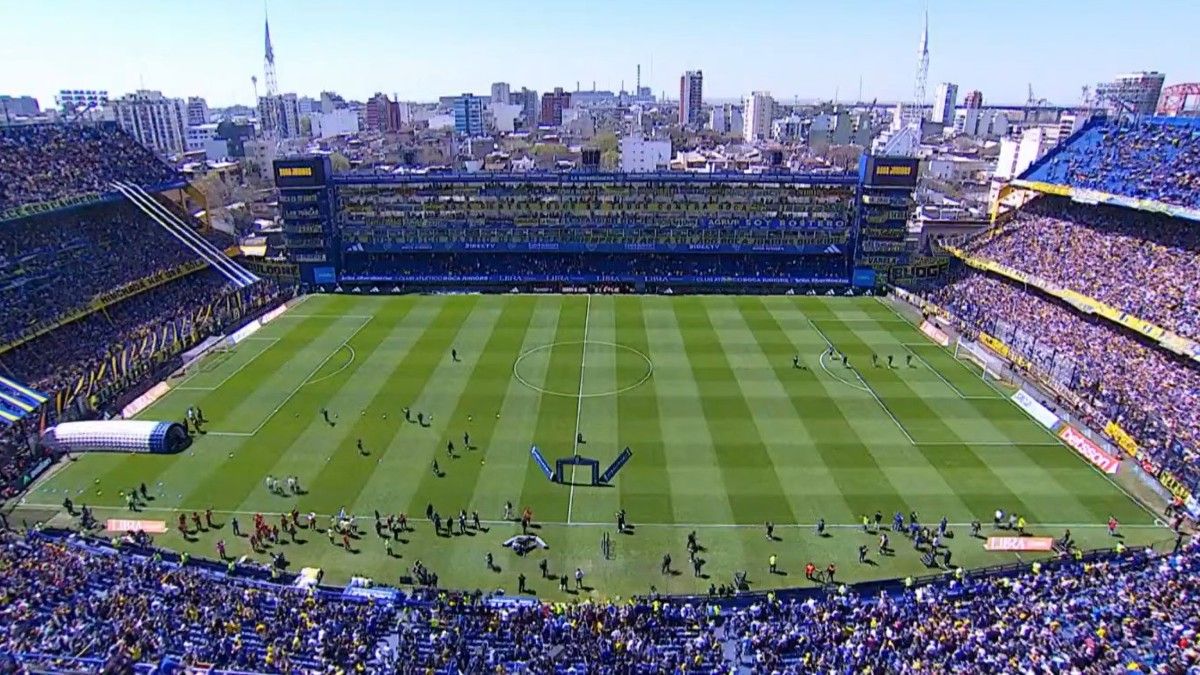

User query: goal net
[954,337,1015,386]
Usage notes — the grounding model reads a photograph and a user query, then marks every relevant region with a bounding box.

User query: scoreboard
[860,156,920,189]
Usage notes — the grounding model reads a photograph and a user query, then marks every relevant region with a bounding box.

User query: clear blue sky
[1,0,1194,108]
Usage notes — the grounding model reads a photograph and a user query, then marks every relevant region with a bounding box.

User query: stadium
[0,115,1198,673]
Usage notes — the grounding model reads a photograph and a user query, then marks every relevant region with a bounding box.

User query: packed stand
[0,269,280,400]
[1029,119,1200,209]
[390,597,726,673]
[924,269,1200,491]
[0,273,285,496]
[0,124,177,212]
[340,252,850,283]
[2,528,1195,673]
[726,540,1200,673]
[0,201,201,346]
[965,197,1200,340]
[0,531,395,672]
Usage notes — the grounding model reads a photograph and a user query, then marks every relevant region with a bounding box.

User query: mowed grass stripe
[866,302,1140,524]
[181,299,404,512]
[475,297,567,523]
[397,296,539,520]
[641,296,737,526]
[568,295,623,525]
[235,297,441,516]
[793,298,978,521]
[705,296,850,521]
[808,303,1046,522]
[299,297,483,514]
[674,297,796,525]
[345,297,504,516]
[71,309,338,499]
[747,297,903,521]
[612,296,673,522]
[520,296,585,521]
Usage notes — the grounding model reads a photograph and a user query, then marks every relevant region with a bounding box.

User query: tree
[299,116,312,137]
[825,144,865,171]
[532,143,568,158]
[601,149,619,170]
[592,131,619,154]
[329,152,351,173]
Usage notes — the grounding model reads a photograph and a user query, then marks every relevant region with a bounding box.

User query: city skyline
[1,0,1196,109]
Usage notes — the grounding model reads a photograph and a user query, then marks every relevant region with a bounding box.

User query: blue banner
[600,447,633,484]
[531,445,554,481]
[339,273,850,285]
[343,241,846,254]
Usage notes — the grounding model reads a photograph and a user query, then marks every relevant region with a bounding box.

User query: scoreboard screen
[274,157,329,188]
[860,157,920,188]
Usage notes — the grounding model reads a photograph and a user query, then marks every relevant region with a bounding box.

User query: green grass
[23,294,1170,599]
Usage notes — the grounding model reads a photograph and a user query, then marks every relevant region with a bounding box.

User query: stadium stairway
[110,180,258,288]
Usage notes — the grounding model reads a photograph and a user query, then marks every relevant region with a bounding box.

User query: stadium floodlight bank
[274,155,926,293]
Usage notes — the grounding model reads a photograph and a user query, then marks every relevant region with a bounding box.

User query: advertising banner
[984,537,1055,552]
[1011,390,1060,430]
[106,519,168,534]
[919,321,950,347]
[1057,425,1120,474]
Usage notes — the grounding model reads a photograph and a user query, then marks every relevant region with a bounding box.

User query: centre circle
[513,341,654,398]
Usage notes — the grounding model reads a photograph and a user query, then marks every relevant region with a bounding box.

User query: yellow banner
[978,332,1010,359]
[1104,420,1140,458]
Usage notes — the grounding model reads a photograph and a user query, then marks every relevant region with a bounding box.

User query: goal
[954,337,1015,387]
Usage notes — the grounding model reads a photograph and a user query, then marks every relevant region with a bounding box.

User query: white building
[487,102,522,133]
[490,82,511,105]
[186,96,210,126]
[709,103,742,135]
[926,155,992,182]
[743,91,774,142]
[932,83,957,124]
[994,126,1058,180]
[185,123,219,153]
[112,90,188,155]
[679,70,703,127]
[771,114,804,142]
[310,108,360,138]
[619,135,671,173]
[953,108,1008,138]
[257,93,302,138]
[243,139,277,180]
[55,89,109,111]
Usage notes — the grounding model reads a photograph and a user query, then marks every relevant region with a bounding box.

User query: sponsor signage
[1011,390,1060,430]
[1057,425,1120,474]
[106,519,168,534]
[862,157,920,188]
[985,536,1055,552]
[918,321,950,347]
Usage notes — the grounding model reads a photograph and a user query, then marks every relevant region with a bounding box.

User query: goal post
[953,337,1015,387]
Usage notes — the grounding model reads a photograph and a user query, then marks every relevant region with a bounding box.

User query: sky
[0,0,1195,109]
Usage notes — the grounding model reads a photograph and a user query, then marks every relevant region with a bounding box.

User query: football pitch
[25,294,1171,598]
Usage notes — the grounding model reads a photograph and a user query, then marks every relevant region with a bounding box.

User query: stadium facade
[275,156,945,293]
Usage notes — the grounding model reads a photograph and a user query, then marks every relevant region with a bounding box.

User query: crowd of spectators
[924,269,1200,491]
[724,540,1199,673]
[0,201,203,346]
[0,531,395,672]
[965,197,1200,340]
[1030,119,1200,209]
[340,252,850,283]
[0,124,177,212]
[1,528,1194,673]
